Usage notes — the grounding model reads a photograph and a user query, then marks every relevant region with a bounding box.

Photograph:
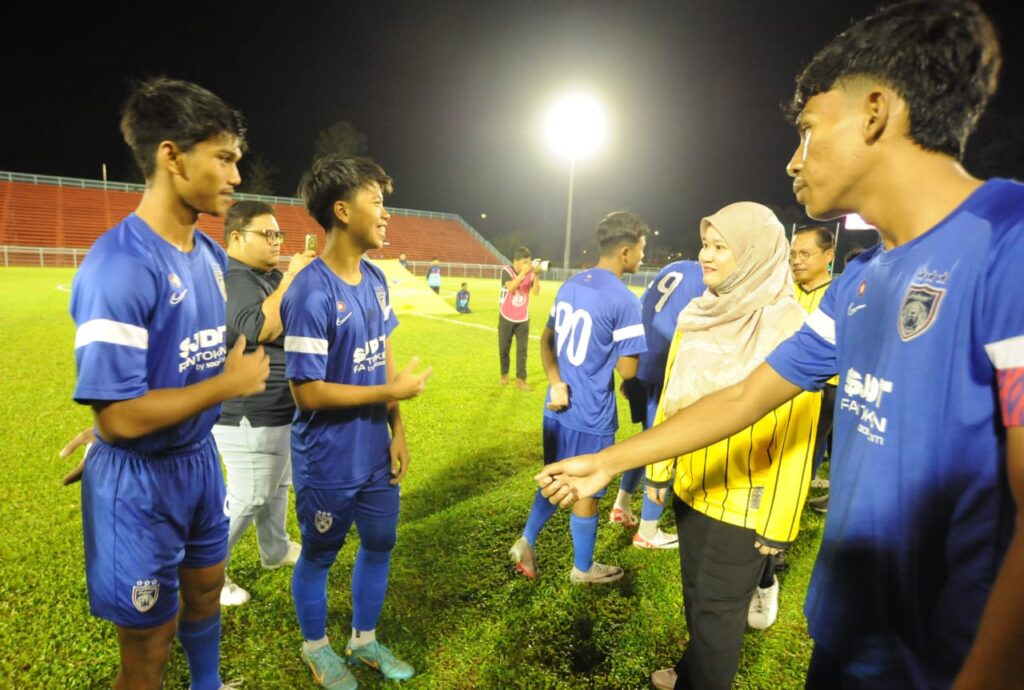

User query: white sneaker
[509,536,538,579]
[608,507,638,527]
[747,576,779,629]
[220,575,251,607]
[570,561,624,584]
[632,529,679,550]
[261,540,302,569]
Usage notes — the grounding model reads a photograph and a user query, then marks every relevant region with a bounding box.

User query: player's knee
[358,519,397,553]
[300,541,343,567]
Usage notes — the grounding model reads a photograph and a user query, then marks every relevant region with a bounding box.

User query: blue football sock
[570,513,599,572]
[351,546,392,631]
[177,613,221,690]
[523,489,558,546]
[292,554,331,641]
[620,467,644,495]
[641,489,665,521]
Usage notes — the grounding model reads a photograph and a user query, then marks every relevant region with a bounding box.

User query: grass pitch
[0,267,825,689]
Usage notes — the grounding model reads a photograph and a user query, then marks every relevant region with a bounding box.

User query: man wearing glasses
[213,200,316,606]
[790,226,837,514]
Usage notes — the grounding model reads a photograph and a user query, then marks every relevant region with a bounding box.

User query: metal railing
[0,246,660,288]
[1,170,510,264]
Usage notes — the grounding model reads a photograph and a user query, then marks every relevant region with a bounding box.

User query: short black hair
[844,245,868,267]
[790,0,1000,159]
[298,155,393,232]
[794,225,835,251]
[461,282,468,287]
[513,246,532,260]
[596,211,649,255]
[120,77,247,179]
[224,200,275,244]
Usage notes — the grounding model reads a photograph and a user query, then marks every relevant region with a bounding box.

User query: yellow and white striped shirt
[647,331,820,545]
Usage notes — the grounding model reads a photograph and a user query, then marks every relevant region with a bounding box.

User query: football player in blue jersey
[537,2,1024,688]
[510,211,648,584]
[283,156,431,690]
[611,259,704,549]
[63,78,270,690]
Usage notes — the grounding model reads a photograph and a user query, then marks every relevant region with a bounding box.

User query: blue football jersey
[544,267,646,435]
[767,178,1024,685]
[283,259,399,488]
[636,260,705,386]
[70,214,228,454]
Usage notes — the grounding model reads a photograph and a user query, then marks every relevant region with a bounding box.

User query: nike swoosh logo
[336,313,352,326]
[170,290,188,305]
[847,303,866,316]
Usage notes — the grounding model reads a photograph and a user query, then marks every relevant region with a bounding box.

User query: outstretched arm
[536,362,803,505]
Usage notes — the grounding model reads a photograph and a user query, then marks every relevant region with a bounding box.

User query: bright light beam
[545,92,607,161]
[545,91,607,269]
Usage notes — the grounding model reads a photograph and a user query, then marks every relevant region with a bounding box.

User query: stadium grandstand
[0,171,508,271]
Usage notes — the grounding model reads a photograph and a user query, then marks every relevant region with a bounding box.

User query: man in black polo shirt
[213,200,316,606]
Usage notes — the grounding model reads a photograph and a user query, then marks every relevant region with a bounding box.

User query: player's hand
[389,356,432,401]
[534,454,612,508]
[546,381,569,411]
[287,250,316,275]
[60,426,96,485]
[223,335,270,397]
[646,484,668,506]
[755,539,782,556]
[389,427,410,485]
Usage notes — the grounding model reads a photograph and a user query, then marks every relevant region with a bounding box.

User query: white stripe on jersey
[74,318,148,350]
[613,323,645,342]
[806,308,836,346]
[285,336,329,355]
[985,335,1024,370]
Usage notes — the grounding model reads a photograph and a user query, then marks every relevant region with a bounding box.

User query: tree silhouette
[313,121,369,161]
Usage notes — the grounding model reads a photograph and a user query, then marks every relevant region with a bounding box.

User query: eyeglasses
[241,229,285,243]
[789,249,821,261]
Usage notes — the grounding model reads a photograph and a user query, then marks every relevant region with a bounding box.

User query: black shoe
[809,494,829,513]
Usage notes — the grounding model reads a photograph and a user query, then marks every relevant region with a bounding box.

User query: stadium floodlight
[545,91,607,269]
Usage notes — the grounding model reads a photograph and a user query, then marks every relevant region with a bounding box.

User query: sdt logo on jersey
[353,335,387,373]
[840,367,895,445]
[178,326,227,373]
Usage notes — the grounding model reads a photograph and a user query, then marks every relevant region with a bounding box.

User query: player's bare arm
[385,341,411,485]
[257,250,316,342]
[91,335,270,443]
[614,354,639,381]
[291,354,431,411]
[540,326,568,410]
[536,362,803,507]
[952,425,1024,690]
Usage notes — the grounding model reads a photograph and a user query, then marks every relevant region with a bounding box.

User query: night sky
[3,1,1022,261]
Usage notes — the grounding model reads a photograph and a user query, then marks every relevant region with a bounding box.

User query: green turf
[0,267,826,689]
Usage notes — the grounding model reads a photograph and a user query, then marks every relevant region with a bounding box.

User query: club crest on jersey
[131,579,159,613]
[314,510,333,533]
[211,263,227,301]
[857,280,867,298]
[336,300,346,312]
[168,273,183,289]
[375,287,387,312]
[898,283,944,341]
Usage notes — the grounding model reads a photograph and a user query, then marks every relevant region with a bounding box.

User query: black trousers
[811,383,837,475]
[672,496,769,690]
[498,316,529,380]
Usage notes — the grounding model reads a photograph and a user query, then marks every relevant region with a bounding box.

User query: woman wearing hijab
[647,202,821,690]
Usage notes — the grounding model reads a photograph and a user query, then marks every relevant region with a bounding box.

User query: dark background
[3,1,1022,261]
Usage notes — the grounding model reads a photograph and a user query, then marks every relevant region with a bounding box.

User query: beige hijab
[662,202,806,416]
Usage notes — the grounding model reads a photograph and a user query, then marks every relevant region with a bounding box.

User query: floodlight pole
[562,157,576,270]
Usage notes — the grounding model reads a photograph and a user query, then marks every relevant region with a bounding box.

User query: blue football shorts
[542,416,615,499]
[294,463,400,552]
[81,435,228,628]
